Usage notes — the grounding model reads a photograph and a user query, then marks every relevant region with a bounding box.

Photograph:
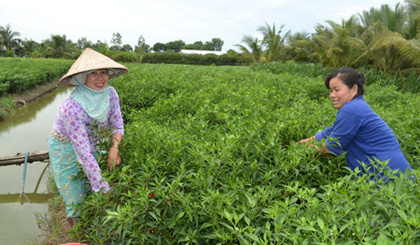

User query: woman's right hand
[295,136,315,145]
[108,147,121,172]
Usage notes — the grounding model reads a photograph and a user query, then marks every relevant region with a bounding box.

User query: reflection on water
[0,86,73,156]
[1,89,67,133]
[0,202,48,244]
[0,87,72,135]
[0,162,52,244]
[0,86,73,244]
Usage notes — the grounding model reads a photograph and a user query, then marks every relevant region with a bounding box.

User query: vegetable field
[3,58,417,243]
[69,63,420,244]
[0,58,72,96]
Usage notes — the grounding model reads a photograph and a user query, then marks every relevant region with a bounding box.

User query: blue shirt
[315,96,412,175]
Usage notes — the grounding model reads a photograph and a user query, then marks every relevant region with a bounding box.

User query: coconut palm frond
[0,24,21,50]
[344,36,367,50]
[373,31,420,67]
[396,39,420,66]
[352,49,372,67]
[233,44,251,54]
[235,35,263,62]
[399,67,420,74]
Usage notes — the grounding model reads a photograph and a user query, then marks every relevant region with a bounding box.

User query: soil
[12,80,64,105]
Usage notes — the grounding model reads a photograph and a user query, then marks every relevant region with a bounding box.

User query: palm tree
[355,2,420,72]
[367,29,420,72]
[359,3,406,33]
[286,32,313,62]
[45,34,75,58]
[257,22,290,62]
[406,0,420,39]
[310,16,365,67]
[20,39,39,55]
[0,24,21,51]
[234,35,263,62]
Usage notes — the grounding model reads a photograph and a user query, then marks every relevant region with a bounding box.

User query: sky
[0,0,404,51]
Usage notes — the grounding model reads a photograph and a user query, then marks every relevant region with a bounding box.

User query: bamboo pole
[0,150,49,166]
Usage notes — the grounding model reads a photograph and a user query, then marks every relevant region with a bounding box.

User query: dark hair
[325,67,365,96]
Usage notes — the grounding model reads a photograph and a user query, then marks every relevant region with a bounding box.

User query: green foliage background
[0,58,73,119]
[69,63,420,244]
[0,58,72,96]
[141,52,252,66]
[2,58,418,243]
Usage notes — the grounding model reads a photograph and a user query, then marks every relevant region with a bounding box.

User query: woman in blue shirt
[299,67,412,177]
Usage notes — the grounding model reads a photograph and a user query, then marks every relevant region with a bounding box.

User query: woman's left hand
[108,147,121,172]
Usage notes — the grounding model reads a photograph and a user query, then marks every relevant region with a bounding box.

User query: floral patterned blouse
[52,86,124,192]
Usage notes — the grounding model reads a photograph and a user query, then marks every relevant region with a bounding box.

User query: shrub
[0,58,73,95]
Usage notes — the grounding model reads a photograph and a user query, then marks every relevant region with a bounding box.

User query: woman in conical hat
[48,48,128,227]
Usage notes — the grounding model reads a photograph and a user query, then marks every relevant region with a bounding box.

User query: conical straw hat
[60,48,128,85]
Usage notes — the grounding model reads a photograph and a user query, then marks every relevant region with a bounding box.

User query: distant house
[180,50,226,56]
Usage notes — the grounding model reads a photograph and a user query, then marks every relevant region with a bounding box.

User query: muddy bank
[13,80,65,106]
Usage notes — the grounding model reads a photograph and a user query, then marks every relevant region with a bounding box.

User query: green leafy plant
[24,61,419,244]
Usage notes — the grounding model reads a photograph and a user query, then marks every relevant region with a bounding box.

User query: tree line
[1,0,420,73]
[0,25,224,59]
[237,0,420,73]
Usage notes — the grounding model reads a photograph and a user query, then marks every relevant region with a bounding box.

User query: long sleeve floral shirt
[52,86,124,192]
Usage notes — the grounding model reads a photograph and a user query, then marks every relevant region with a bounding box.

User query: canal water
[0,86,72,244]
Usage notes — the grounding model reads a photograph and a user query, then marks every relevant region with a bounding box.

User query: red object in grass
[149,191,154,197]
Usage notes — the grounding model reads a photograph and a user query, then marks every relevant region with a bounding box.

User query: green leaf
[177,211,185,219]
[339,222,351,233]
[148,211,159,221]
[219,222,234,231]
[244,216,251,226]
[317,218,325,230]
[397,209,408,221]
[224,210,233,222]
[297,226,317,232]
[377,233,390,243]
[245,233,260,242]
[265,221,271,230]
[103,215,115,225]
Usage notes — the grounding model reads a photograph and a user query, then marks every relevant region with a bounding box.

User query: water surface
[0,86,72,244]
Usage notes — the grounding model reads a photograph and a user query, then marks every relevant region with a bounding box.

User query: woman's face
[329,77,358,109]
[85,69,109,90]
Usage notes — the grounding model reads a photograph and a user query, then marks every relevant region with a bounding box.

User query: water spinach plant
[67,63,419,243]
[0,58,72,96]
[0,58,73,118]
